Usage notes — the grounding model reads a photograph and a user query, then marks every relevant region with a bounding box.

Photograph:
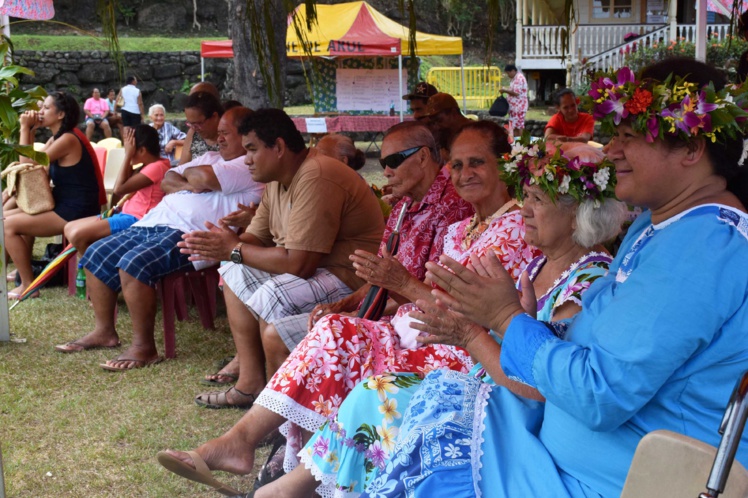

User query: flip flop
[6,270,17,282]
[100,356,164,372]
[195,386,256,410]
[200,371,239,386]
[55,341,121,354]
[156,450,243,497]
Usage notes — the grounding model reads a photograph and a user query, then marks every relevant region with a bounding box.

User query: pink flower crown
[498,134,617,207]
[582,66,748,143]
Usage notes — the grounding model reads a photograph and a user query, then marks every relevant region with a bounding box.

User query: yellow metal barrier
[426,66,503,110]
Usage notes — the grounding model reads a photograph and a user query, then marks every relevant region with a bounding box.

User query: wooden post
[0,443,6,498]
[516,0,524,66]
[0,195,8,342]
[695,0,707,61]
[668,0,678,42]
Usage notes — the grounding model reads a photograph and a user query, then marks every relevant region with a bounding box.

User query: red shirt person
[544,88,594,143]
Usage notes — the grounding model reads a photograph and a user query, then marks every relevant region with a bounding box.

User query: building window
[592,0,633,19]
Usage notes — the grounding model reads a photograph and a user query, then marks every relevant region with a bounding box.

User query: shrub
[624,34,748,77]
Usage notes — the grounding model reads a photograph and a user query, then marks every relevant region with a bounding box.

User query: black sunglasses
[379,146,425,169]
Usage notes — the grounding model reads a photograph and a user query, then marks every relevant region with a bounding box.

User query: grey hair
[384,121,440,163]
[148,103,166,117]
[558,195,627,248]
[316,134,366,170]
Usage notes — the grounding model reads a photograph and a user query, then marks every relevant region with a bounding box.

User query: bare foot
[162,432,255,476]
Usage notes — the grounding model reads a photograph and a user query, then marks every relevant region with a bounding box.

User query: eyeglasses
[186,113,216,130]
[379,146,425,169]
[186,118,208,130]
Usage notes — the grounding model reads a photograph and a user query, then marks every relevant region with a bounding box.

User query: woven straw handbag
[1,161,55,215]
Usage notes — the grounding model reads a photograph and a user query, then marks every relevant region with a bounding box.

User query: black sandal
[194,386,256,410]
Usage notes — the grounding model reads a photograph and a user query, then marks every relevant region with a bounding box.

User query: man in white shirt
[55,107,265,371]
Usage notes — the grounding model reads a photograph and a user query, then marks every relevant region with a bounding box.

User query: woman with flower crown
[246,141,626,497]
[340,57,748,498]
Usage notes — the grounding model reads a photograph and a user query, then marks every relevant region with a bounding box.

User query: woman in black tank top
[5,91,103,299]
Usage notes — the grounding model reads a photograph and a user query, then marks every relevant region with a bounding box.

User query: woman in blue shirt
[358,58,748,498]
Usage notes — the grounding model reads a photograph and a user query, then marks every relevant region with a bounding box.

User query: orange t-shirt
[545,112,595,138]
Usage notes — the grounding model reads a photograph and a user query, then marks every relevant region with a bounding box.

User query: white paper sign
[336,68,406,112]
[305,117,328,133]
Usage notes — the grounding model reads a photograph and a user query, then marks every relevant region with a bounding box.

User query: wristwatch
[230,242,244,264]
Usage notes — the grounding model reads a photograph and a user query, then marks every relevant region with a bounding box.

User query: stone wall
[16,50,311,114]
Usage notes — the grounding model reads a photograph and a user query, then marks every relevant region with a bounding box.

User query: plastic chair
[156,266,220,359]
[103,148,127,196]
[93,146,107,177]
[96,137,122,151]
[621,371,748,498]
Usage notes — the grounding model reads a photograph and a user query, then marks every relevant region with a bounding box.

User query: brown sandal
[194,386,256,410]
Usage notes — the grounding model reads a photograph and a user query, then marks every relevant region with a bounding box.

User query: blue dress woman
[360,60,748,498]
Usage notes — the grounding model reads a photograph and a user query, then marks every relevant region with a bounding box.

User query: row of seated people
[149,57,748,498]
[7,58,748,497]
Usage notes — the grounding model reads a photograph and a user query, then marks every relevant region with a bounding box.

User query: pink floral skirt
[254,303,473,471]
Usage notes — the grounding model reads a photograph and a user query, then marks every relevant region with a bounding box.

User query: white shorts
[219,262,351,345]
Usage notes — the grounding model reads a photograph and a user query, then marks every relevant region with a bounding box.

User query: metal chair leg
[699,370,748,498]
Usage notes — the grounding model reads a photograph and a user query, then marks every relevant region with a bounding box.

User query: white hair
[558,196,628,248]
[148,103,166,117]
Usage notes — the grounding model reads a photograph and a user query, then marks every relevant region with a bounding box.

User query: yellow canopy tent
[285,1,462,57]
[286,1,465,115]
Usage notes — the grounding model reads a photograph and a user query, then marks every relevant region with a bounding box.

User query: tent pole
[460,54,466,113]
[2,15,10,39]
[398,54,404,122]
[201,57,205,82]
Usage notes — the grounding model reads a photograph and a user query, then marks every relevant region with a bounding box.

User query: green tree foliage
[0,36,48,169]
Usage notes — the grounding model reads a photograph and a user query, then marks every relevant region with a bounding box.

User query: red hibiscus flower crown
[581,66,748,145]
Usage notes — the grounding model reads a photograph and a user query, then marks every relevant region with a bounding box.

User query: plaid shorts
[219,262,352,347]
[81,226,193,292]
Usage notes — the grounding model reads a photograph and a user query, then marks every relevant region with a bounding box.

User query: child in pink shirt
[64,125,170,255]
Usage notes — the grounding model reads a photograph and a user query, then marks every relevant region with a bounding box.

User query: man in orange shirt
[544,88,594,143]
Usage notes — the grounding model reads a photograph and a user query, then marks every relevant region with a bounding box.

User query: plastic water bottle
[76,263,86,299]
[389,101,395,116]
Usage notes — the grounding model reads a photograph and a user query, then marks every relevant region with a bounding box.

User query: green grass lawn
[0,245,269,497]
[10,34,226,52]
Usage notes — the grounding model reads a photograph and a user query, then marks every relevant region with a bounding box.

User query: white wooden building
[515,0,733,100]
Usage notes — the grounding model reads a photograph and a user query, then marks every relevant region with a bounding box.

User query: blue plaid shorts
[81,226,193,291]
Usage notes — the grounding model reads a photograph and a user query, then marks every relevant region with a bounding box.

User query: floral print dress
[299,251,612,498]
[254,210,538,474]
[507,71,528,133]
